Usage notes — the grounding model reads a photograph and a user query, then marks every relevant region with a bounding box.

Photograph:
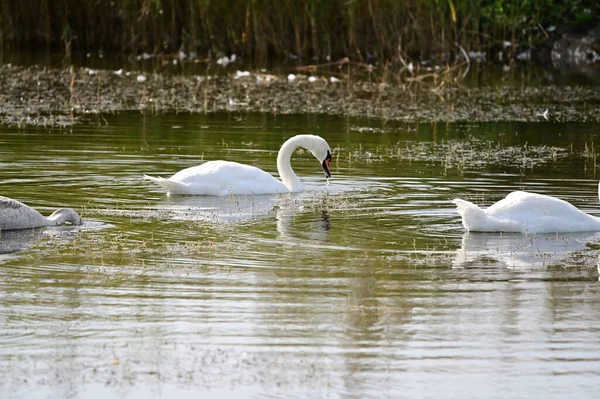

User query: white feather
[0,196,82,231]
[144,134,332,196]
[452,185,600,233]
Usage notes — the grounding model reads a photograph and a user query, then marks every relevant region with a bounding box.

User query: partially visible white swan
[0,196,82,231]
[452,182,600,233]
[144,134,332,195]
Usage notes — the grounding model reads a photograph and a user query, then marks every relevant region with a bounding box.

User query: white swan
[452,183,600,233]
[143,134,332,195]
[0,196,82,231]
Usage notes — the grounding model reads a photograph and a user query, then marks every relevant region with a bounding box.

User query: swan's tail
[451,198,486,232]
[143,174,191,195]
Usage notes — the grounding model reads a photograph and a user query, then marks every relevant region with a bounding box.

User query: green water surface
[1,113,600,398]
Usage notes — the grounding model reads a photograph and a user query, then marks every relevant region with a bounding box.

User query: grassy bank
[0,0,598,64]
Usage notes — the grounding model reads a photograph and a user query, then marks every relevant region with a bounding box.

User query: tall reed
[0,0,597,64]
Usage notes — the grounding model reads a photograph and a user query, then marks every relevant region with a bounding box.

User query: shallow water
[2,113,600,398]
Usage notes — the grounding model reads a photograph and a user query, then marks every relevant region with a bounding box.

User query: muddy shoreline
[0,64,598,127]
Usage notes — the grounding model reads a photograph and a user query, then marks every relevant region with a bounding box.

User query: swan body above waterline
[0,196,82,231]
[144,134,333,195]
[452,184,600,233]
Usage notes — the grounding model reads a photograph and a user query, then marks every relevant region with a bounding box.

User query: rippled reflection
[0,224,87,261]
[453,231,600,269]
[2,114,600,398]
[159,192,280,222]
[0,229,49,256]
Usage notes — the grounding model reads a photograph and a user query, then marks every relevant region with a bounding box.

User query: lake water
[1,113,600,398]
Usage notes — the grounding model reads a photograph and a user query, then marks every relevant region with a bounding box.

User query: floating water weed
[337,137,574,176]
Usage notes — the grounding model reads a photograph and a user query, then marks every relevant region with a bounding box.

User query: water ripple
[2,116,600,398]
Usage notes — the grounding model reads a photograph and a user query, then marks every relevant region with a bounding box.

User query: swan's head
[306,135,332,179]
[48,208,83,226]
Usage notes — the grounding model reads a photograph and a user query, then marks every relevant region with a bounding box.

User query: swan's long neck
[277,135,311,192]
[47,209,81,226]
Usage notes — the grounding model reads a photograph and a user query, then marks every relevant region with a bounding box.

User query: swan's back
[487,191,580,215]
[0,196,48,230]
[171,161,274,183]
[157,160,288,195]
[455,190,600,233]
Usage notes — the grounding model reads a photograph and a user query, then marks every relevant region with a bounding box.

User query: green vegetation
[0,0,598,63]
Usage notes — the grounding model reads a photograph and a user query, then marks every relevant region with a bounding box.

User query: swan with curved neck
[144,134,332,195]
[452,182,600,233]
[0,196,82,231]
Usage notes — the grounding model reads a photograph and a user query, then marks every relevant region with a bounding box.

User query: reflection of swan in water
[453,231,600,269]
[0,229,49,256]
[0,196,82,230]
[144,134,332,195]
[114,190,335,226]
[452,184,600,233]
[276,197,331,242]
[99,193,282,224]
[159,193,280,223]
[0,221,97,262]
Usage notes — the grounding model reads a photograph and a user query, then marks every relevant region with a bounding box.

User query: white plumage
[0,196,82,231]
[144,134,332,196]
[452,184,600,233]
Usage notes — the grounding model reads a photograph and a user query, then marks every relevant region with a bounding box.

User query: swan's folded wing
[487,191,600,233]
[169,161,288,195]
[0,197,45,230]
[0,196,24,210]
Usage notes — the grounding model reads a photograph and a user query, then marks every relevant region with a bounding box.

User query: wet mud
[1,64,599,127]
